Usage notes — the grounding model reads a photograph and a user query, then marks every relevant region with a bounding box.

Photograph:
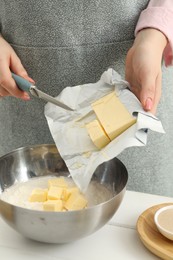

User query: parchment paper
[44,69,165,191]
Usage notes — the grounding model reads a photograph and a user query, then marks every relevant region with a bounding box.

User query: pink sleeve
[135,0,173,66]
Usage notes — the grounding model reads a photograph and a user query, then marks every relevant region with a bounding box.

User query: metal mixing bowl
[0,144,128,243]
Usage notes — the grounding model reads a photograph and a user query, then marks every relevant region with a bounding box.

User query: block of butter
[62,186,80,201]
[43,200,63,211]
[65,192,88,211]
[86,119,110,149]
[29,177,88,211]
[86,92,136,148]
[29,188,47,202]
[47,186,64,200]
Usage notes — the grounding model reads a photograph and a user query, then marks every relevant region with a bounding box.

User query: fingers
[139,73,155,111]
[0,85,10,96]
[0,39,34,100]
[10,51,35,84]
[0,63,29,100]
[150,73,162,114]
[139,71,161,114]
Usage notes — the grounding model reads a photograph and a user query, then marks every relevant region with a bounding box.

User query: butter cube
[92,92,136,141]
[63,187,80,201]
[61,189,68,201]
[47,186,64,200]
[29,188,47,202]
[48,177,68,188]
[43,200,63,211]
[68,187,80,194]
[86,119,110,149]
[65,192,88,210]
[62,187,80,201]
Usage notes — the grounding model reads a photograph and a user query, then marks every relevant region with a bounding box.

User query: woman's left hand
[125,28,167,114]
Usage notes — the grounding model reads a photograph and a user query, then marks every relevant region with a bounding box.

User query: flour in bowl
[0,176,113,211]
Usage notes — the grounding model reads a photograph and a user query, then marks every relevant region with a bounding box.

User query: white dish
[154,205,173,241]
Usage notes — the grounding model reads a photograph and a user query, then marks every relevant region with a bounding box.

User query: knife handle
[12,73,32,92]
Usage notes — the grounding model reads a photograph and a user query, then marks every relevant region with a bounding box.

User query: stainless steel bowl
[0,144,128,243]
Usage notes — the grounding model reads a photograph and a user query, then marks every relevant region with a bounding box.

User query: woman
[0,0,172,196]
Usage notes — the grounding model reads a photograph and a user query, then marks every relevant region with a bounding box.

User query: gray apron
[1,1,173,197]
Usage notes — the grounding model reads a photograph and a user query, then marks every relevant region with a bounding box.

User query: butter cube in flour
[91,92,136,141]
[47,186,64,200]
[65,192,88,210]
[43,200,63,211]
[86,119,110,149]
[29,188,47,202]
[62,186,80,201]
[67,187,80,195]
[29,178,89,211]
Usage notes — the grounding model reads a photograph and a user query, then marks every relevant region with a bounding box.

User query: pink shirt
[135,0,173,66]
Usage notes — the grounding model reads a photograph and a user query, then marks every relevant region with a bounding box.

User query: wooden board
[137,203,173,260]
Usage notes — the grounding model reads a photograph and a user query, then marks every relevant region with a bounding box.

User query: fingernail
[25,75,35,84]
[145,97,152,111]
[28,77,35,84]
[23,93,30,100]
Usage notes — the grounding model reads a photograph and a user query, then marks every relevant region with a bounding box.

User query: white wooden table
[1,190,173,260]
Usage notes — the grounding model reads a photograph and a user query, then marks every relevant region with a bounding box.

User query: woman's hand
[125,29,167,114]
[0,35,34,100]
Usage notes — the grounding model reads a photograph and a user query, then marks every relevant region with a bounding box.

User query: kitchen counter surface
[1,190,173,260]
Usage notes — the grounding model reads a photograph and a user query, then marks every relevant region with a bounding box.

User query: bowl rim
[154,205,173,236]
[0,144,56,160]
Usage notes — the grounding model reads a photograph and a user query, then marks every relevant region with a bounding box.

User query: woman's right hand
[0,35,34,100]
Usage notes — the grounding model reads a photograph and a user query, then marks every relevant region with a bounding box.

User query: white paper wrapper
[44,69,165,191]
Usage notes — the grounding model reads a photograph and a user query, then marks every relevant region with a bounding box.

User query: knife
[12,73,73,111]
